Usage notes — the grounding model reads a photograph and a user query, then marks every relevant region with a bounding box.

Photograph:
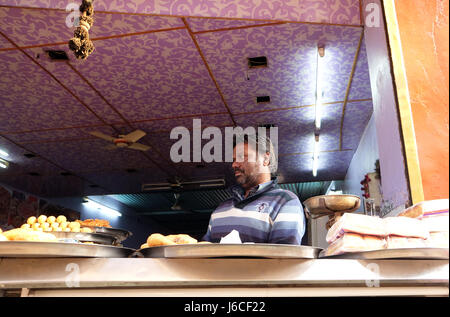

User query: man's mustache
[233,168,245,173]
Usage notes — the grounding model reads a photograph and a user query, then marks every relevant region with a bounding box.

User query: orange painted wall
[394,0,449,200]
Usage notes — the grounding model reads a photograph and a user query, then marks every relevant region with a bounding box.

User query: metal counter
[0,257,448,296]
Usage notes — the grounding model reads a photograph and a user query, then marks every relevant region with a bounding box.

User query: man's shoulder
[264,187,300,201]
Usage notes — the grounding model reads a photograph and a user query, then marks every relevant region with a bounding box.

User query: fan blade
[104,144,118,150]
[128,142,150,151]
[89,131,116,142]
[124,130,146,143]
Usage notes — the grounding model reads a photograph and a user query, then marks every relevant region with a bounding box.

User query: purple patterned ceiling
[0,1,373,197]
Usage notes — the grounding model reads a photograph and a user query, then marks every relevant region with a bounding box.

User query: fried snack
[147,233,176,246]
[0,234,7,241]
[37,215,47,224]
[166,234,198,244]
[50,222,59,230]
[21,224,31,229]
[60,222,69,229]
[77,218,111,228]
[80,227,93,233]
[32,223,41,230]
[3,228,57,242]
[56,215,67,224]
[27,216,37,225]
[64,228,71,232]
[68,222,81,230]
[47,216,56,224]
[71,227,81,233]
[41,222,50,230]
[140,243,149,249]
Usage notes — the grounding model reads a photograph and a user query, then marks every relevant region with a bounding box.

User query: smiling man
[202,134,306,244]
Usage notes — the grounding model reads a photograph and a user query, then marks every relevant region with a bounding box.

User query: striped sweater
[202,180,306,245]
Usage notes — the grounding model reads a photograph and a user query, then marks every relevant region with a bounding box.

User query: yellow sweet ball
[21,224,31,229]
[80,227,93,233]
[50,222,59,230]
[27,216,37,225]
[41,222,50,229]
[54,227,63,232]
[47,216,56,224]
[44,227,52,232]
[56,215,67,224]
[71,227,80,233]
[37,215,47,224]
[60,222,68,229]
[63,228,71,232]
[32,223,41,230]
[68,222,80,230]
[33,227,43,232]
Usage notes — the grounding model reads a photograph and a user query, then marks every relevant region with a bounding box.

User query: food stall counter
[0,257,448,297]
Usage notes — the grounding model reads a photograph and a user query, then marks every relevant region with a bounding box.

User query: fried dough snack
[3,228,57,242]
[146,233,200,247]
[0,233,7,241]
[76,218,111,228]
[166,234,198,244]
[147,233,176,247]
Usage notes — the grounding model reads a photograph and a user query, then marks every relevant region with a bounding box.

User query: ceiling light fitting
[82,198,122,217]
[0,158,9,169]
[315,45,325,131]
[312,137,319,177]
[0,149,9,158]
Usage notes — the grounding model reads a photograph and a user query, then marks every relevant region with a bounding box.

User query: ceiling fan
[142,177,226,192]
[89,129,150,151]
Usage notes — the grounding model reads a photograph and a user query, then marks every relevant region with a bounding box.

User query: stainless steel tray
[0,241,135,258]
[319,248,449,260]
[81,226,132,242]
[137,243,321,259]
[52,231,118,245]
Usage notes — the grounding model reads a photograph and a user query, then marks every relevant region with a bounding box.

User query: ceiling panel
[349,39,372,100]
[195,23,362,113]
[277,150,355,183]
[23,138,157,173]
[0,0,361,26]
[132,113,234,134]
[186,17,277,33]
[3,125,115,144]
[0,50,103,133]
[0,7,184,47]
[341,99,374,150]
[67,28,227,121]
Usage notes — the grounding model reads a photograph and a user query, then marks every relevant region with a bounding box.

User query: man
[202,134,306,244]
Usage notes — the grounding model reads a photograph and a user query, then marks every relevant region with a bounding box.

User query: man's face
[232,142,265,188]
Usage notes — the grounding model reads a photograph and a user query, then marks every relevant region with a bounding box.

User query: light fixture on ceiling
[0,148,9,158]
[312,134,320,177]
[82,198,122,217]
[0,158,9,169]
[315,45,325,130]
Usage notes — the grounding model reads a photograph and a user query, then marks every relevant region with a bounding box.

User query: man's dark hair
[233,133,278,177]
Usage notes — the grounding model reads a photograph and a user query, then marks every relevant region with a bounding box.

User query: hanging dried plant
[68,0,95,60]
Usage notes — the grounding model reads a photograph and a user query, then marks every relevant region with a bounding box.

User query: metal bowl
[79,226,132,243]
[303,195,361,219]
[52,231,118,245]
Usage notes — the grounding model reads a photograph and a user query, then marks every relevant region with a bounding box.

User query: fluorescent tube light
[315,46,325,130]
[83,198,122,217]
[0,158,9,169]
[0,149,9,158]
[312,138,319,177]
